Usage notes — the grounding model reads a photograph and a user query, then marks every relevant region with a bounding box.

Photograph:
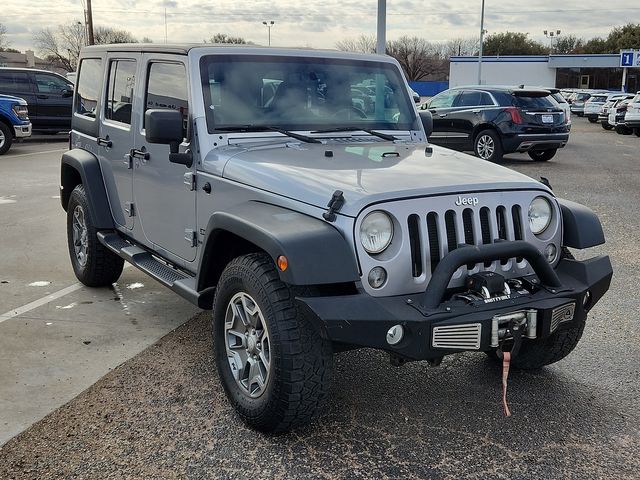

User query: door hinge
[125,202,135,217]
[184,228,197,247]
[124,153,133,169]
[183,172,196,191]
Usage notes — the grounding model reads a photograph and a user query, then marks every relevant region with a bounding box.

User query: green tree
[552,34,583,54]
[580,37,610,54]
[483,32,548,55]
[605,23,640,51]
[206,33,248,44]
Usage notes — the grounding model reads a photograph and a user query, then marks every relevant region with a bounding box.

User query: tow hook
[496,316,526,417]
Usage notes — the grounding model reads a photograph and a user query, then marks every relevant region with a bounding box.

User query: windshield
[589,95,607,103]
[199,55,416,133]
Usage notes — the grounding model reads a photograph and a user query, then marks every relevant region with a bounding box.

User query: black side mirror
[62,89,73,98]
[145,109,192,167]
[419,111,433,138]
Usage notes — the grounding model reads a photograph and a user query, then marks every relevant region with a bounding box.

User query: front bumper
[503,133,569,153]
[297,246,612,361]
[14,122,32,139]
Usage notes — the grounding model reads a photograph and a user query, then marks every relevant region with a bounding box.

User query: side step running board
[97,231,214,309]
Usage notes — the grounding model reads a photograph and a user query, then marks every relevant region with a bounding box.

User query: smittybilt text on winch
[61,44,612,432]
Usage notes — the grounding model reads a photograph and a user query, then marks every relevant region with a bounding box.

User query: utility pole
[477,0,485,84]
[262,21,274,46]
[86,0,95,45]
[376,0,386,54]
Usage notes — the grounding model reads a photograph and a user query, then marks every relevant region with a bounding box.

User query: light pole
[543,30,561,52]
[262,21,274,46]
[477,0,486,85]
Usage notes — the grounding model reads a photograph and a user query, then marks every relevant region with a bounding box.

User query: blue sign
[620,50,636,67]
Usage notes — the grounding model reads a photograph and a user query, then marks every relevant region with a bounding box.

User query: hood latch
[323,190,345,222]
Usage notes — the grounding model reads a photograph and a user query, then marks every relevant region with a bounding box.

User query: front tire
[0,122,13,155]
[587,117,597,123]
[634,128,640,137]
[66,185,124,286]
[473,129,503,162]
[528,148,557,162]
[212,253,333,433]
[601,122,613,130]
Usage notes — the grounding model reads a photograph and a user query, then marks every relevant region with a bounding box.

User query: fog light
[544,244,557,263]
[386,325,404,345]
[368,266,387,289]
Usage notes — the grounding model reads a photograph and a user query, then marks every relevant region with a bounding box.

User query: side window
[34,73,70,94]
[456,91,482,107]
[105,60,136,125]
[75,58,103,118]
[429,91,458,109]
[479,92,494,106]
[145,62,188,135]
[0,71,31,93]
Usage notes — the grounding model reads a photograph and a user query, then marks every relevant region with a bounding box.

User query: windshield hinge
[183,172,196,191]
[323,190,345,222]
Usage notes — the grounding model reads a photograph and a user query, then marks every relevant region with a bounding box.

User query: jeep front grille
[354,191,562,297]
[416,204,525,276]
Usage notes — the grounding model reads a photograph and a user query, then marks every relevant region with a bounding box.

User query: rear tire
[634,128,640,137]
[212,253,333,433]
[473,129,503,162]
[615,125,632,135]
[0,122,13,155]
[528,148,557,162]
[66,185,124,287]
[601,122,613,130]
[587,117,597,123]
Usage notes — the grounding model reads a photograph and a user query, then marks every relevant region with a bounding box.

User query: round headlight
[360,211,394,254]
[528,197,552,235]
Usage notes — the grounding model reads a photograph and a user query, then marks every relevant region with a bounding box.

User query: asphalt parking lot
[0,121,639,479]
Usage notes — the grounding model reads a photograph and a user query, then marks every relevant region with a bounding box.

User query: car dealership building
[449,54,638,92]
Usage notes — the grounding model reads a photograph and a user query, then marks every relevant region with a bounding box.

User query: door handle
[36,94,49,99]
[438,113,447,118]
[472,109,481,113]
[130,148,150,161]
[96,136,112,148]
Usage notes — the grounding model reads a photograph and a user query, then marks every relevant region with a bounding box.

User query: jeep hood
[0,94,27,104]
[220,141,548,217]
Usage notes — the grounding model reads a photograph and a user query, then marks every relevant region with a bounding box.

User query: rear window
[75,58,103,118]
[511,94,556,110]
[551,93,566,104]
[590,95,607,103]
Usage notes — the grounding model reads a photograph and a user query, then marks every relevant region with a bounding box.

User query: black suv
[425,86,570,162]
[0,67,73,133]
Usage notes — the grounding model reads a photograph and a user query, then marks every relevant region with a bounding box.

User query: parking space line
[5,148,67,159]
[0,283,83,324]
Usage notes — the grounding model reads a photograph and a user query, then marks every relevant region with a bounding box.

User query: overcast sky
[3,0,639,53]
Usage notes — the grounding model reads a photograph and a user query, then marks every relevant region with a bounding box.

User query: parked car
[608,98,633,134]
[0,67,73,133]
[598,94,634,130]
[583,93,610,123]
[547,88,571,128]
[0,94,32,155]
[61,44,611,432]
[425,85,569,162]
[569,91,593,116]
[624,91,640,137]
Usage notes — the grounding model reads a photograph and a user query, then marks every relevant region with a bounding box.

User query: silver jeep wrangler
[61,44,612,432]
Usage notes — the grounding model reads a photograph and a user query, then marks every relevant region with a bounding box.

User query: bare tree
[386,36,447,81]
[335,35,376,54]
[94,26,138,44]
[34,22,139,71]
[0,23,10,50]
[440,37,480,57]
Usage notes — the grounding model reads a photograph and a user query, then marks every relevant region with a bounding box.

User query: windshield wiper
[213,125,321,144]
[310,127,398,141]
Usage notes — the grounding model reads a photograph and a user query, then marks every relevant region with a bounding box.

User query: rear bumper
[298,248,612,361]
[503,133,570,153]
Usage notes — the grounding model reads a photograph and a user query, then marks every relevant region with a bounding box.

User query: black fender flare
[60,148,114,229]
[558,198,605,249]
[199,202,360,287]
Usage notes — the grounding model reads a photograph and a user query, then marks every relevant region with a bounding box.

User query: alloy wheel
[224,292,272,398]
[476,135,495,160]
[72,205,89,267]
